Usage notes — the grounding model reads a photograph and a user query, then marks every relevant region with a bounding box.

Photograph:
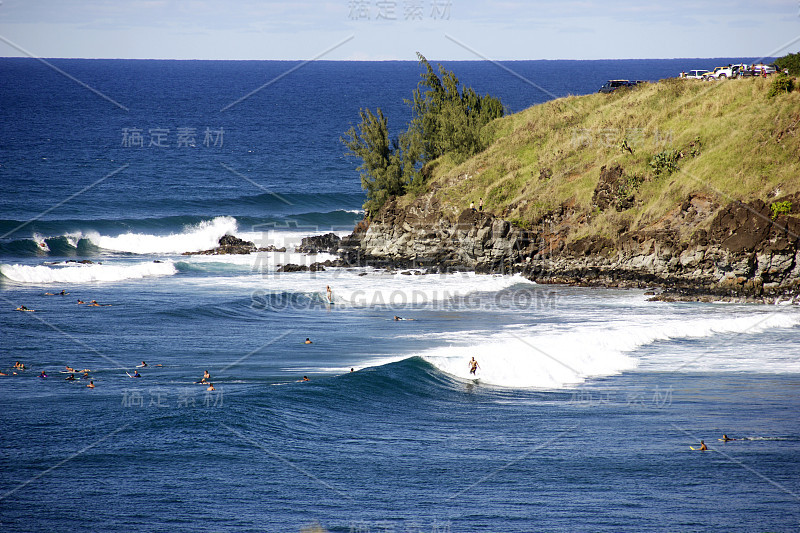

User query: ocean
[1,58,799,532]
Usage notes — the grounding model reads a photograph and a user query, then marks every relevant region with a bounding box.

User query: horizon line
[0,55,778,62]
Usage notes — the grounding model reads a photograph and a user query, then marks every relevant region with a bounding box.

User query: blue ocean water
[1,58,799,532]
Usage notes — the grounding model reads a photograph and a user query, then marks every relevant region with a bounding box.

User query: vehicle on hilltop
[751,63,778,75]
[598,80,645,93]
[703,65,738,80]
[681,69,710,79]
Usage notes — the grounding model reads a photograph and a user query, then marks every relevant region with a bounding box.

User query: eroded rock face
[349,196,535,273]
[593,164,635,211]
[338,192,800,301]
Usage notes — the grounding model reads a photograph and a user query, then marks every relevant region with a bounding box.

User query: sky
[0,0,799,61]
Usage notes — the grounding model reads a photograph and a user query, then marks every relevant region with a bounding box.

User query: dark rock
[187,234,256,255]
[297,233,341,254]
[277,264,309,273]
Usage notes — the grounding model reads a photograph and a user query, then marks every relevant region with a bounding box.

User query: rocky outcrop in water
[185,235,286,255]
[296,233,341,254]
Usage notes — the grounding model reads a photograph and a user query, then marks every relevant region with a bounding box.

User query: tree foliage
[341,108,406,215]
[774,52,800,76]
[342,53,504,215]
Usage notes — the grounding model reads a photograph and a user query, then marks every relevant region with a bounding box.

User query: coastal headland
[334,75,800,303]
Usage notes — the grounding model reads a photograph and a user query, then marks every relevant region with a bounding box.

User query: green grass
[409,76,800,245]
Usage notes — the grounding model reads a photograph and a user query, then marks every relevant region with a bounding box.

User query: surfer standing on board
[326,285,332,303]
[469,357,480,375]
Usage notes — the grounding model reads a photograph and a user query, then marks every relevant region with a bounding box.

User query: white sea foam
[327,272,531,307]
[88,216,238,254]
[0,261,177,283]
[419,312,800,388]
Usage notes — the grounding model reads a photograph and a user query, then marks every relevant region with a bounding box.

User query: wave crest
[420,313,800,388]
[88,216,238,254]
[0,261,177,283]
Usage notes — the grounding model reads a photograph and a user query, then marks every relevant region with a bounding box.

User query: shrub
[767,74,795,98]
[649,149,680,177]
[770,201,792,219]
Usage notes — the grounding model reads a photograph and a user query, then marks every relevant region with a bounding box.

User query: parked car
[681,69,710,79]
[598,80,644,93]
[751,63,778,76]
[704,66,736,80]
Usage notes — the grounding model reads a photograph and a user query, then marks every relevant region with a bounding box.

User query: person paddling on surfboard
[720,434,734,442]
[469,357,480,375]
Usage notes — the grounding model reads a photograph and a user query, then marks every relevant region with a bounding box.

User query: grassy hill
[400,76,800,246]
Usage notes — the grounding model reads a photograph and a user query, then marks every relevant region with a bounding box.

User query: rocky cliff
[337,191,800,303]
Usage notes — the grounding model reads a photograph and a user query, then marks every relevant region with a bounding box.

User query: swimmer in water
[304,338,313,344]
[39,371,47,379]
[300,376,310,382]
[206,383,215,391]
[82,371,90,379]
[77,300,85,304]
[699,440,707,451]
[87,381,95,389]
[469,357,480,375]
[65,373,75,381]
